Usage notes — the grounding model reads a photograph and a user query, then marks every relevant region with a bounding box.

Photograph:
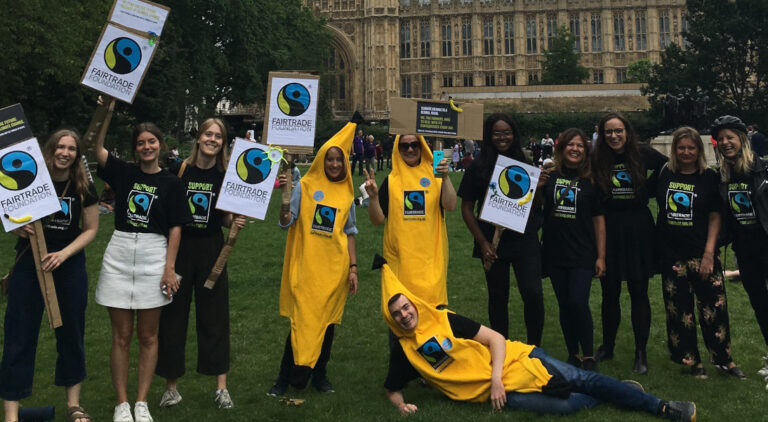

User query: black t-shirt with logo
[97,154,192,235]
[542,168,604,270]
[655,167,720,262]
[169,162,225,236]
[722,169,768,254]
[600,147,667,212]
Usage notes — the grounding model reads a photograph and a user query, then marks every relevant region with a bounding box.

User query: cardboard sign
[389,98,483,140]
[81,24,158,103]
[262,72,320,153]
[216,138,280,220]
[0,137,62,232]
[108,0,169,35]
[478,155,540,234]
[0,104,34,149]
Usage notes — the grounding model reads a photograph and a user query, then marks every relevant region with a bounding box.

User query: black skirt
[604,207,657,282]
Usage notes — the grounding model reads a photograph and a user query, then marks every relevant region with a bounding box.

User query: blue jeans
[506,347,660,415]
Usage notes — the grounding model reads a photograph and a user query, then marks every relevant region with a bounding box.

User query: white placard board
[0,138,62,232]
[108,0,169,35]
[478,155,541,234]
[81,24,158,103]
[262,73,319,148]
[216,138,280,220]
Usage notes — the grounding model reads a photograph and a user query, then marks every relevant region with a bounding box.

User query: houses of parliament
[304,0,687,120]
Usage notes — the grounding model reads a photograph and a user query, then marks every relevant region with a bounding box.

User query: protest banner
[0,104,62,328]
[389,98,484,140]
[262,72,320,154]
[216,138,281,220]
[478,155,541,234]
[81,0,169,103]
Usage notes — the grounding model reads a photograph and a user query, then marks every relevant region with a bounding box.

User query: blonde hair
[668,126,708,174]
[184,118,229,172]
[42,129,91,202]
[717,128,754,182]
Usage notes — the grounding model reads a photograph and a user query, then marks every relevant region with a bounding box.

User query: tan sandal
[67,406,92,422]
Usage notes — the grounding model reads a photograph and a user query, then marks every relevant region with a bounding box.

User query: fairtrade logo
[277,83,311,117]
[59,199,69,217]
[311,204,337,233]
[236,148,272,184]
[612,170,632,188]
[417,336,452,370]
[498,165,530,199]
[668,192,691,212]
[556,186,576,206]
[0,151,37,191]
[104,37,142,74]
[128,193,150,214]
[188,192,210,214]
[404,191,424,210]
[730,192,752,214]
[420,177,431,187]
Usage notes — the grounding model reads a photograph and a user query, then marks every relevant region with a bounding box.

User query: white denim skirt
[95,230,172,309]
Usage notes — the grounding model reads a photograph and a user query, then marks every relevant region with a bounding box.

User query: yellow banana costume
[280,122,356,368]
[381,262,552,402]
[383,135,448,307]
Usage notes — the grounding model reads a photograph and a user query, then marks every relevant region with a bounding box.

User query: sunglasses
[398,141,421,152]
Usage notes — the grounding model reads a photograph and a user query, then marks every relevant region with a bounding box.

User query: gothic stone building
[305,0,687,120]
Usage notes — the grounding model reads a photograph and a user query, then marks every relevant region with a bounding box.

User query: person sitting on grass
[377,257,697,421]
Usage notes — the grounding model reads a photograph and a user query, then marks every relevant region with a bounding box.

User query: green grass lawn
[1,167,765,421]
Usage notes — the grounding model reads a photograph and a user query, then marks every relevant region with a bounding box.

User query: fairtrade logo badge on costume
[127,190,155,223]
[0,151,37,190]
[236,148,272,184]
[277,83,311,117]
[403,190,426,216]
[104,37,142,74]
[417,336,453,371]
[187,191,212,224]
[311,204,337,234]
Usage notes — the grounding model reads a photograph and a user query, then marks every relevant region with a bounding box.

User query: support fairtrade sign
[216,139,280,220]
[478,155,541,234]
[0,137,62,232]
[262,72,319,152]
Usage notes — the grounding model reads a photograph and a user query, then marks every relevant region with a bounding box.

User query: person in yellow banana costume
[267,122,359,396]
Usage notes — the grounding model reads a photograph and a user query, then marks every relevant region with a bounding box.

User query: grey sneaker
[658,400,696,421]
[113,402,133,422]
[215,389,234,409]
[133,401,153,422]
[159,389,182,408]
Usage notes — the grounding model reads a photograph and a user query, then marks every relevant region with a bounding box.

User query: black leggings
[734,248,768,346]
[550,267,595,357]
[599,277,650,353]
[485,255,544,345]
[277,325,335,388]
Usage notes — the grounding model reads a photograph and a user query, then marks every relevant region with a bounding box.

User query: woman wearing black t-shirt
[156,118,245,410]
[655,126,744,379]
[712,115,768,372]
[1,130,99,422]
[457,113,546,345]
[591,113,666,374]
[93,97,192,422]
[541,128,605,371]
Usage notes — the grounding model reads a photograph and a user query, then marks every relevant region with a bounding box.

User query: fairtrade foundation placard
[108,0,169,35]
[0,138,62,232]
[216,138,280,220]
[262,72,320,152]
[389,98,484,140]
[81,24,158,103]
[478,155,541,234]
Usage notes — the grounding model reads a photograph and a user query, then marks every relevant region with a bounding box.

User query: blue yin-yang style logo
[403,190,425,213]
[498,165,530,199]
[311,204,337,233]
[417,336,452,370]
[128,192,151,215]
[730,192,753,214]
[0,151,37,191]
[667,191,692,213]
[612,170,632,188]
[556,186,576,207]
[236,148,272,184]
[104,37,142,74]
[277,83,311,117]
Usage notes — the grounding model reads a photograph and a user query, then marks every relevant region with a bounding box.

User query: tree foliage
[0,0,332,145]
[643,0,768,125]
[626,59,652,83]
[540,26,589,85]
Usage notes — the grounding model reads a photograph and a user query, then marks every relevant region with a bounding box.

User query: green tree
[540,26,589,85]
[626,59,652,83]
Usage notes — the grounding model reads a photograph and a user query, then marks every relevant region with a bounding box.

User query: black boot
[595,344,614,362]
[632,349,648,375]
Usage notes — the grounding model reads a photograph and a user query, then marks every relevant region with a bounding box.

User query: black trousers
[734,246,768,346]
[550,266,595,357]
[277,325,335,388]
[485,255,544,346]
[599,277,650,354]
[156,233,230,378]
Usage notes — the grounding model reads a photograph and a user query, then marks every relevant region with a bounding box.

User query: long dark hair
[554,128,592,179]
[591,112,646,195]
[131,122,166,161]
[477,113,528,181]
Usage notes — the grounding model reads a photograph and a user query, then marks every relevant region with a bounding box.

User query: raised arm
[437,158,457,211]
[364,168,385,225]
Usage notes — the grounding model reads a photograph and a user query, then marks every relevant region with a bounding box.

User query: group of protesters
[2,99,767,422]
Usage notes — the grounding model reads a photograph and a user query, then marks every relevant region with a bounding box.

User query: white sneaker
[215,389,234,409]
[113,402,133,422]
[159,388,182,407]
[134,401,153,422]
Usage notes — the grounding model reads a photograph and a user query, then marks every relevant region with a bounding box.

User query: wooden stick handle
[30,220,62,328]
[204,223,241,289]
[482,226,504,272]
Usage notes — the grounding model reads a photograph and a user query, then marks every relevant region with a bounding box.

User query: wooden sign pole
[483,225,504,272]
[29,220,62,328]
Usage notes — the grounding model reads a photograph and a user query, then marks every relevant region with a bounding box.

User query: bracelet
[349,264,358,268]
